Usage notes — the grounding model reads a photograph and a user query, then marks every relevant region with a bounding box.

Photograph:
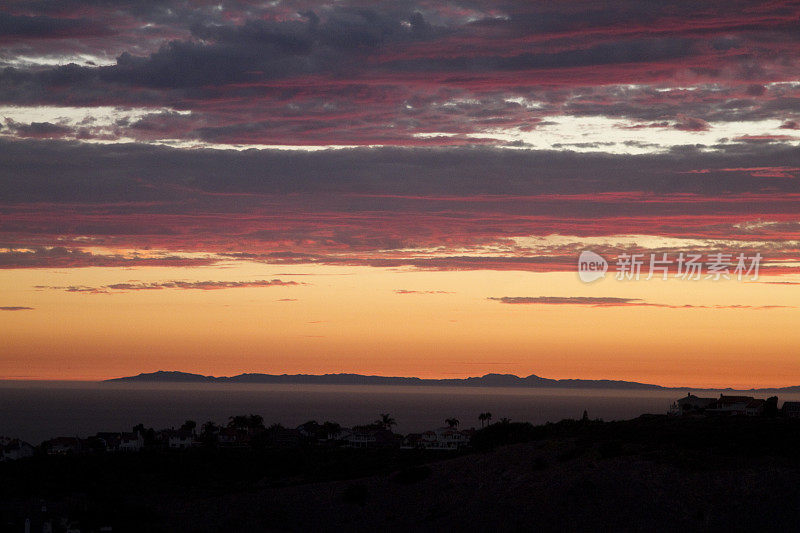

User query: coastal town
[4,394,800,463]
[1,414,477,462]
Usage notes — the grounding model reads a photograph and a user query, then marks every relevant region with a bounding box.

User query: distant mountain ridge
[105,370,800,391]
[105,370,662,388]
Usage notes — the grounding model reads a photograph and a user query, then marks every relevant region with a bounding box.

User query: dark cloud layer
[0,12,106,40]
[1,1,800,144]
[0,247,216,269]
[0,139,799,274]
[1,2,799,277]
[2,138,800,202]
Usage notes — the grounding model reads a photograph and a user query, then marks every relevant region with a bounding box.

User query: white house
[344,428,395,448]
[165,429,196,449]
[402,428,472,450]
[119,431,144,452]
[345,429,377,448]
[218,427,247,446]
[419,428,470,450]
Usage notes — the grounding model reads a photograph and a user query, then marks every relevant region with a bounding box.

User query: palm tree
[377,413,396,430]
[478,412,493,427]
[228,415,250,430]
[201,421,218,436]
[248,414,264,430]
[445,418,460,429]
[200,421,219,446]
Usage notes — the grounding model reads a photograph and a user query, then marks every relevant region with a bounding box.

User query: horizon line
[2,370,798,392]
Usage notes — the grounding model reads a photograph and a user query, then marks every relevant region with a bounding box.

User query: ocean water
[2,381,797,444]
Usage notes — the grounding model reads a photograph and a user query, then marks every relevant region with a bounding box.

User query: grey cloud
[2,139,800,204]
[4,120,72,138]
[0,247,217,268]
[0,12,106,38]
[0,7,443,96]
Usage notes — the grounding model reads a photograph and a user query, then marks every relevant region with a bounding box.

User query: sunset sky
[1,0,800,387]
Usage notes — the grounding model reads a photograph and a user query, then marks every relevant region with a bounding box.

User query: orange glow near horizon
[2,260,799,388]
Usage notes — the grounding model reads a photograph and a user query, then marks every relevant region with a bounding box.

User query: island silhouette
[106,370,800,392]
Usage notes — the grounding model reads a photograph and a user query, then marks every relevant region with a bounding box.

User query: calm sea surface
[2,381,798,444]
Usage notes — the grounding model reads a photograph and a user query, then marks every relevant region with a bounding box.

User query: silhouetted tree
[376,413,396,430]
[248,414,265,431]
[500,417,511,425]
[228,414,265,433]
[180,420,197,433]
[582,410,589,421]
[445,418,460,429]
[200,421,219,445]
[228,415,249,431]
[765,396,779,417]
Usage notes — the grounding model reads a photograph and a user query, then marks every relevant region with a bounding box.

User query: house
[670,393,777,417]
[345,428,397,448]
[401,433,422,448]
[271,427,301,447]
[326,427,347,441]
[668,393,717,415]
[744,398,766,417]
[218,427,248,446]
[2,439,35,461]
[94,432,122,452]
[44,437,83,455]
[409,428,471,450]
[783,401,800,418]
[345,428,376,448]
[296,421,321,440]
[164,429,196,449]
[119,431,144,452]
[712,395,756,416]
